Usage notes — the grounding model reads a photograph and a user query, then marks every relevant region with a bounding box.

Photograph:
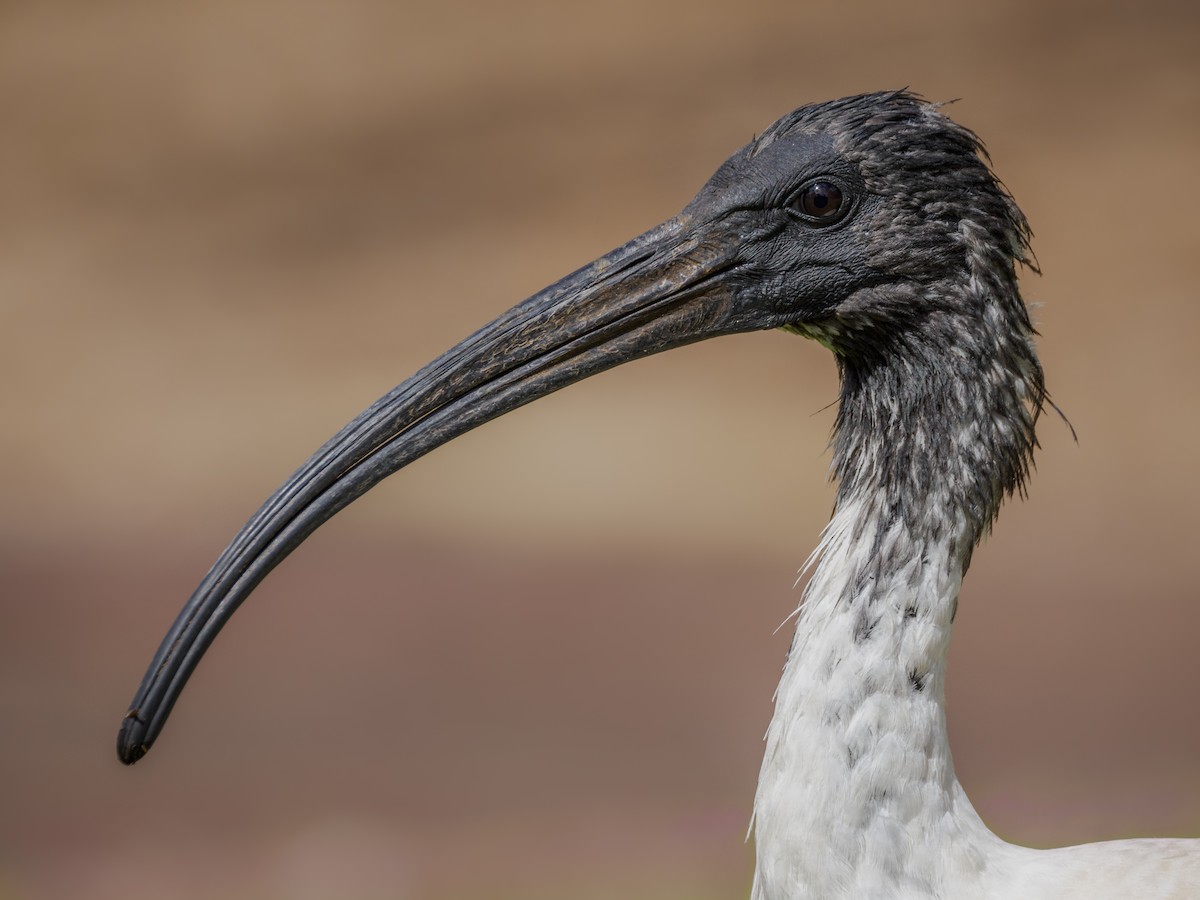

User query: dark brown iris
[796,181,844,220]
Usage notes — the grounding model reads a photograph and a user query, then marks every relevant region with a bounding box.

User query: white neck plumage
[750,471,999,899]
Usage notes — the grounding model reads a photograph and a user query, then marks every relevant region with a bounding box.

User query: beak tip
[117,711,151,765]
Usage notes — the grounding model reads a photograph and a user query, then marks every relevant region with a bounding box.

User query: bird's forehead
[745,129,844,181]
[687,130,848,216]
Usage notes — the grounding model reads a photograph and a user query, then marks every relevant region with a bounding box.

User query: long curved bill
[118,210,763,764]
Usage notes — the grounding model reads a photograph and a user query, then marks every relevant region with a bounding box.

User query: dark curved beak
[117,209,781,764]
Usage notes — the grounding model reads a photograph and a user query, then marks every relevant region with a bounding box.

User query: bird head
[118,90,1040,764]
[679,91,1036,359]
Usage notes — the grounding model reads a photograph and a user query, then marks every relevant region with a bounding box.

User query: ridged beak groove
[118,211,757,764]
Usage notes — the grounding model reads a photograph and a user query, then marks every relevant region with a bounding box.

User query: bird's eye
[791,181,846,224]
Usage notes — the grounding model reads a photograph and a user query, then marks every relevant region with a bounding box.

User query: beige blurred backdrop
[2,1,1198,898]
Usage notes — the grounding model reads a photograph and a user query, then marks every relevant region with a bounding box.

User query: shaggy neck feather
[751,273,1041,900]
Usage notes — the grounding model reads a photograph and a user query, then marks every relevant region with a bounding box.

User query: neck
[751,277,1043,899]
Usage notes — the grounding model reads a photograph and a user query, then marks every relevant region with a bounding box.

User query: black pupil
[801,182,842,218]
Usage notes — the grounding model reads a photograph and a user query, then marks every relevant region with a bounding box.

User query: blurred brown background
[2,1,1198,897]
